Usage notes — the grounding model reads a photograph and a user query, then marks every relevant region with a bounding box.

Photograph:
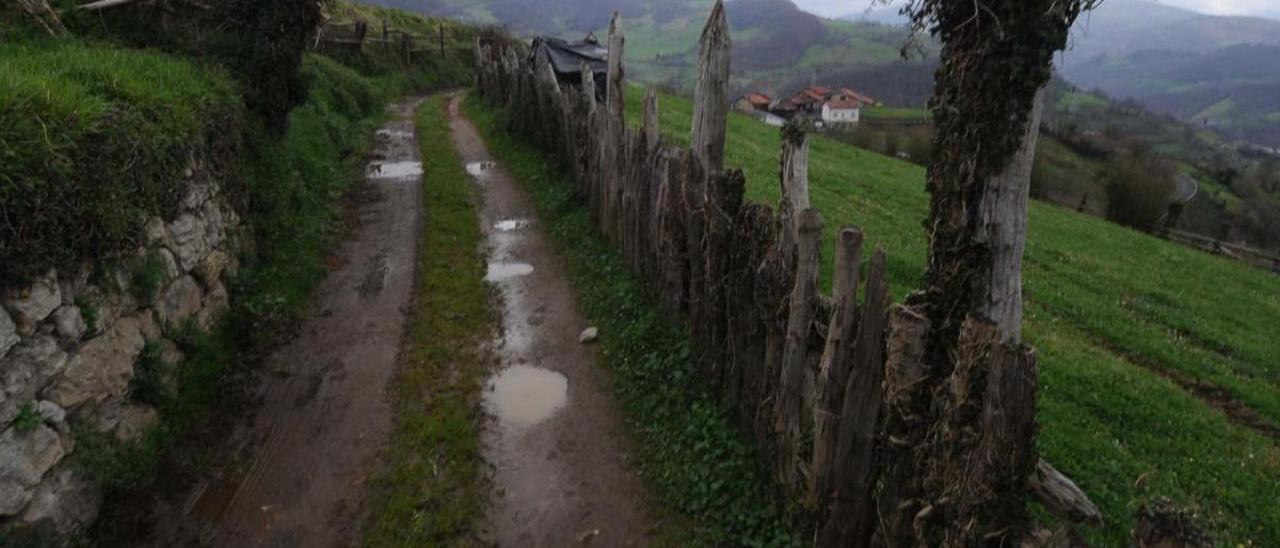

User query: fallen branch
[1029,459,1103,526]
[78,0,141,11]
[16,0,67,35]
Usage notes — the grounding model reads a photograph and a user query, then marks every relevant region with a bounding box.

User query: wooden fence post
[809,227,864,508]
[818,250,889,545]
[776,207,822,493]
[872,305,931,545]
[691,0,731,177]
[779,122,811,265]
[599,12,626,242]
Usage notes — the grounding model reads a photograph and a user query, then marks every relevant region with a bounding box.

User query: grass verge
[620,86,1280,545]
[361,95,494,546]
[463,94,801,547]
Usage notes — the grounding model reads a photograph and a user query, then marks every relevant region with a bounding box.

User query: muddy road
[448,96,653,546]
[181,99,426,547]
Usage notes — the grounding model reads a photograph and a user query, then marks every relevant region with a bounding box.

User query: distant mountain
[838,6,907,26]
[1058,0,1280,147]
[358,0,934,101]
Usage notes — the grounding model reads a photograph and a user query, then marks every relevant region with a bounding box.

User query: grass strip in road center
[363,95,495,547]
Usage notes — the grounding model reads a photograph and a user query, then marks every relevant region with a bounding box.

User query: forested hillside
[360,0,936,102]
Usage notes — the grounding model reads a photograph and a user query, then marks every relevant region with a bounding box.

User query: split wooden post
[690,0,731,176]
[776,207,822,493]
[601,13,626,242]
[640,89,662,280]
[819,250,889,545]
[685,0,730,347]
[779,123,812,265]
[809,227,864,508]
[872,305,932,544]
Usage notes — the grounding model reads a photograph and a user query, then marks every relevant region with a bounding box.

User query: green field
[621,87,1280,545]
[862,105,930,120]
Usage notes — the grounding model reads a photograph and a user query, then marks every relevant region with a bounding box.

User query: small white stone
[51,306,86,345]
[0,307,18,358]
[143,217,170,247]
[157,276,203,327]
[578,327,599,344]
[4,269,61,336]
[35,401,65,425]
[0,425,65,516]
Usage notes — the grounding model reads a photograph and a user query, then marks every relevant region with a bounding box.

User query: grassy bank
[361,96,494,546]
[463,95,800,547]
[618,88,1279,544]
[2,3,476,541]
[75,50,401,539]
[0,33,241,286]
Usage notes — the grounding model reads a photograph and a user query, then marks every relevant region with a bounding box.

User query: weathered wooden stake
[809,227,864,508]
[776,207,822,492]
[779,123,812,265]
[820,250,889,545]
[690,0,731,177]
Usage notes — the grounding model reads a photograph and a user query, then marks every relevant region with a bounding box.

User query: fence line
[1154,227,1280,273]
[313,19,466,64]
[474,3,1101,544]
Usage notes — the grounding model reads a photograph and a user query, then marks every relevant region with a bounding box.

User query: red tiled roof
[839,88,877,105]
[745,92,772,107]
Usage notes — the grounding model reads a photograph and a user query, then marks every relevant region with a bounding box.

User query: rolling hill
[1059,0,1280,147]
[357,0,935,102]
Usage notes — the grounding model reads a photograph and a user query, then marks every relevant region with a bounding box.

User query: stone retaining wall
[0,154,244,534]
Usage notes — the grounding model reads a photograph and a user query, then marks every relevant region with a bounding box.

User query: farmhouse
[737,85,879,127]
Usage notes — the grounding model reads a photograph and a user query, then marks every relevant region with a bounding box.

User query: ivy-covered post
[886,0,1100,545]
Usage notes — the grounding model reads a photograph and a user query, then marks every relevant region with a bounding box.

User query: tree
[875,0,1100,544]
[1104,152,1176,229]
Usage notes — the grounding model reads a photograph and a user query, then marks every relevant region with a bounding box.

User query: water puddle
[494,219,533,232]
[485,365,568,428]
[376,128,414,140]
[485,262,534,282]
[368,161,423,180]
[466,161,496,178]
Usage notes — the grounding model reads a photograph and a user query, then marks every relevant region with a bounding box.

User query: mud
[180,98,426,547]
[448,96,653,546]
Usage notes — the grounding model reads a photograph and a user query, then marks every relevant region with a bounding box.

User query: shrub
[1104,153,1176,229]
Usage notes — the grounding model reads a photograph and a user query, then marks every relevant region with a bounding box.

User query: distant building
[738,86,879,128]
[734,92,772,113]
[751,110,786,127]
[822,96,862,124]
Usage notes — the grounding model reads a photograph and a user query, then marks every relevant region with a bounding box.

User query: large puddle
[485,262,534,282]
[369,161,423,180]
[376,128,415,140]
[494,219,533,232]
[466,161,495,178]
[484,365,568,428]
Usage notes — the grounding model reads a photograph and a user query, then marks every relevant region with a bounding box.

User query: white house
[821,96,862,125]
[751,110,786,127]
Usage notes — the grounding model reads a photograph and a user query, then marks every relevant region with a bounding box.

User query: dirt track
[447,96,653,546]
[183,98,426,547]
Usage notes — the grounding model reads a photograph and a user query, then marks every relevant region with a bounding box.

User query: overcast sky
[792,0,1280,20]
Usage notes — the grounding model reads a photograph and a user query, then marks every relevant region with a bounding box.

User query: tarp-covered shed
[530,35,608,101]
